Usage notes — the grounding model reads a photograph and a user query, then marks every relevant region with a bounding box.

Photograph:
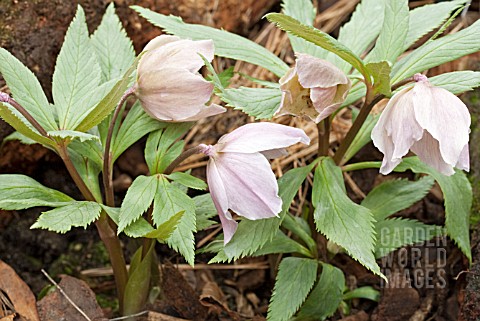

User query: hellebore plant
[0,0,478,320]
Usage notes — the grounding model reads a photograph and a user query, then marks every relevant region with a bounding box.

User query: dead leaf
[0,260,39,321]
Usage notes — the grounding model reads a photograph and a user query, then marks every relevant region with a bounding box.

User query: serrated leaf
[153,178,196,265]
[75,54,142,133]
[111,101,166,162]
[166,172,206,190]
[194,194,218,231]
[375,218,444,258]
[221,87,282,120]
[252,231,312,257]
[102,205,155,238]
[0,48,57,131]
[394,157,472,261]
[266,13,370,79]
[47,130,99,143]
[118,175,158,232]
[132,6,289,77]
[343,286,379,302]
[404,0,466,51]
[366,0,409,64]
[52,5,101,129]
[391,19,480,83]
[366,61,392,96]
[3,131,37,145]
[267,257,318,321]
[331,0,385,72]
[427,71,480,94]
[294,263,345,321]
[222,164,314,261]
[313,157,382,277]
[91,3,135,82]
[0,102,54,147]
[361,176,435,221]
[144,210,184,240]
[282,0,329,59]
[0,174,73,210]
[31,201,102,233]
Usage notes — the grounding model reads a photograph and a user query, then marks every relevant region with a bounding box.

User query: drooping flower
[198,122,310,244]
[134,35,225,122]
[275,53,351,123]
[372,73,470,176]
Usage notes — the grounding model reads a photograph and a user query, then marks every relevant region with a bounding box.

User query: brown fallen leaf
[0,314,15,321]
[0,260,39,321]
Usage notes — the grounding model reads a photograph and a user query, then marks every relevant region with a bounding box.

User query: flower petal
[178,104,226,122]
[412,82,471,167]
[143,35,181,52]
[136,68,215,121]
[216,123,310,154]
[456,144,470,172]
[212,152,282,221]
[410,131,455,176]
[206,159,238,244]
[295,53,349,88]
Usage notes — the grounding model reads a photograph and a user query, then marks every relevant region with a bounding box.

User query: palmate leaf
[395,157,472,261]
[427,71,480,94]
[313,157,382,277]
[375,217,444,258]
[31,201,102,233]
[0,175,73,210]
[391,19,480,83]
[361,176,435,221]
[267,257,318,321]
[144,210,184,241]
[166,172,206,190]
[132,6,289,77]
[52,5,101,130]
[91,3,135,82]
[366,0,409,64]
[221,87,282,120]
[252,231,312,258]
[153,178,196,265]
[331,0,385,73]
[404,0,466,51]
[282,0,329,59]
[47,130,99,143]
[194,194,217,231]
[266,13,370,79]
[0,49,57,131]
[294,263,345,321]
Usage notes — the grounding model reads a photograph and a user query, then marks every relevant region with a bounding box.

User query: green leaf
[194,194,218,231]
[153,178,196,265]
[221,164,314,261]
[266,13,369,79]
[394,157,472,261]
[221,87,282,120]
[145,210,184,241]
[0,102,54,147]
[145,123,191,174]
[103,206,155,238]
[366,61,392,96]
[342,109,379,164]
[267,257,318,321]
[31,201,102,233]
[118,175,158,232]
[0,48,57,131]
[343,286,379,302]
[166,172,206,190]
[252,231,313,258]
[0,174,73,210]
[366,0,409,64]
[282,0,329,59]
[295,263,345,321]
[428,71,480,94]
[52,5,101,129]
[111,101,166,162]
[391,19,480,83]
[91,3,135,82]
[313,157,382,277]
[404,0,466,51]
[3,131,38,145]
[205,66,234,89]
[75,54,142,133]
[47,130,99,143]
[132,6,289,77]
[375,218,444,258]
[361,176,435,221]
[332,0,385,72]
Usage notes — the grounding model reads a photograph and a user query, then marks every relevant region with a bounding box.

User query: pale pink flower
[276,53,351,123]
[134,35,225,122]
[372,73,470,176]
[199,123,310,244]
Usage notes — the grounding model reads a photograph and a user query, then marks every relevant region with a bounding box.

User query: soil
[0,1,479,321]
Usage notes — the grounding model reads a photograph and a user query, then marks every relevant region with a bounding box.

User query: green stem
[103,87,136,208]
[3,95,49,137]
[341,161,381,172]
[163,145,204,175]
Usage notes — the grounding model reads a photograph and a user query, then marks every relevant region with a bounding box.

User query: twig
[109,311,148,321]
[40,269,92,321]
